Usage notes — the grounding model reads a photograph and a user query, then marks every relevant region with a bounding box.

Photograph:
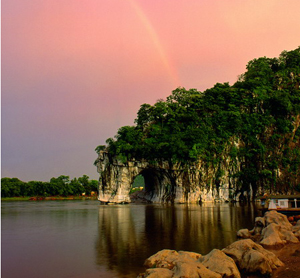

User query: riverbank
[268,242,300,278]
[138,211,300,278]
[245,243,300,278]
[1,196,98,201]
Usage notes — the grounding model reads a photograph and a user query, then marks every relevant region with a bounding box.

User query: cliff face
[95,150,254,204]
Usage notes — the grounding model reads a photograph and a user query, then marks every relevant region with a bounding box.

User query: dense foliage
[1,175,98,198]
[96,47,300,194]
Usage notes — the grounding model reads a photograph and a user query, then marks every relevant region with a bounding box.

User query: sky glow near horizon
[2,0,300,181]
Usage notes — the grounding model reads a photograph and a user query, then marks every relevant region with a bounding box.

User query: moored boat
[259,194,300,215]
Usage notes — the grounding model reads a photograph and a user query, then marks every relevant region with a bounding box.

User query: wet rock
[199,249,241,278]
[223,239,284,275]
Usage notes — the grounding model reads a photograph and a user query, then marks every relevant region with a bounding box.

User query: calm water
[1,200,260,278]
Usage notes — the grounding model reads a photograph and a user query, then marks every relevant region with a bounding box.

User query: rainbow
[128,0,181,87]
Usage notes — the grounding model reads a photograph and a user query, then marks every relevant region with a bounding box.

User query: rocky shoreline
[137,211,300,278]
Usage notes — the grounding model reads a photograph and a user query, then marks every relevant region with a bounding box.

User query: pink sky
[2,0,300,181]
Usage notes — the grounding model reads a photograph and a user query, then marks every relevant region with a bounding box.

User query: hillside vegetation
[96,47,300,195]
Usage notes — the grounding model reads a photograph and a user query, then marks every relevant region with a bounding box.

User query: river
[1,200,260,278]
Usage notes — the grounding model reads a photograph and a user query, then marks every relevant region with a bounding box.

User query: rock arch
[95,151,241,204]
[138,168,176,203]
[95,151,178,203]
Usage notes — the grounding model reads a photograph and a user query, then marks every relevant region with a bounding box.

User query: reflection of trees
[95,205,147,277]
[144,203,259,255]
[95,203,259,277]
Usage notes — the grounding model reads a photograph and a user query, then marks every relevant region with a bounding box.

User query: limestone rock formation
[95,150,250,204]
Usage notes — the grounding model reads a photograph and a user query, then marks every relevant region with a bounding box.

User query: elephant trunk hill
[95,47,300,204]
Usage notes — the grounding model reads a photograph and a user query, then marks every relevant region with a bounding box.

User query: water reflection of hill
[95,203,259,277]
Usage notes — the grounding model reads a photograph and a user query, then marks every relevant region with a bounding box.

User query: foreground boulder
[139,248,246,277]
[172,261,221,278]
[138,241,283,278]
[139,248,237,278]
[260,222,299,247]
[144,249,201,269]
[223,239,284,275]
[260,223,287,247]
[199,249,241,278]
[141,268,173,278]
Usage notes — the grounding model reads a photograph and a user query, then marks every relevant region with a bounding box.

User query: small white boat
[260,194,300,215]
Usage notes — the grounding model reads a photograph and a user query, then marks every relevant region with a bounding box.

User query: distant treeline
[1,175,98,198]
